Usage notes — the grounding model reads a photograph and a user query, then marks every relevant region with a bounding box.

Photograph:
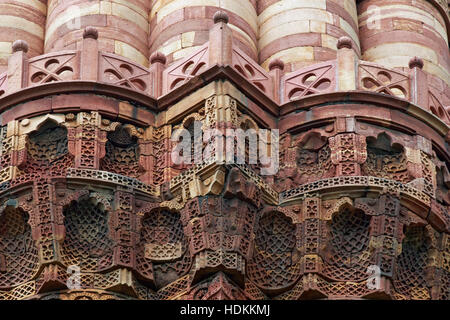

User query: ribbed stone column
[358,0,450,86]
[0,0,46,73]
[45,0,150,66]
[149,0,258,65]
[258,0,360,72]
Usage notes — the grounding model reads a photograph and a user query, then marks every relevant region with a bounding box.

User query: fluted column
[45,0,150,66]
[258,0,360,72]
[358,0,450,87]
[0,0,46,73]
[149,0,258,65]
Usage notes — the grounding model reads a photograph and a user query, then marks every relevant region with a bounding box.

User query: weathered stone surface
[358,0,450,86]
[0,0,448,301]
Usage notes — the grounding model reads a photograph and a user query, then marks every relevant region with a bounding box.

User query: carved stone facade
[0,1,448,300]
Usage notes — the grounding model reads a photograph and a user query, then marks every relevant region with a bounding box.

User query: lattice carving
[322,206,372,282]
[0,280,36,300]
[13,121,74,185]
[440,237,450,299]
[435,163,450,206]
[359,63,410,99]
[429,89,450,124]
[100,125,142,178]
[245,280,267,300]
[282,61,336,102]
[182,196,257,259]
[136,208,191,288]
[193,249,245,285]
[151,125,172,186]
[74,112,99,168]
[328,133,367,176]
[277,133,331,192]
[100,53,152,93]
[315,275,373,298]
[362,133,411,183]
[28,52,79,85]
[157,275,190,300]
[61,199,114,272]
[420,151,436,196]
[280,175,431,207]
[0,126,9,170]
[59,290,121,300]
[27,122,68,162]
[66,168,158,196]
[247,210,301,294]
[163,44,209,93]
[393,225,431,300]
[0,207,39,288]
[275,132,335,192]
[232,47,272,95]
[298,144,333,175]
[0,31,448,301]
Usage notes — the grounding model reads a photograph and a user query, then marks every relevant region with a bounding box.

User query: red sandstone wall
[0,2,448,301]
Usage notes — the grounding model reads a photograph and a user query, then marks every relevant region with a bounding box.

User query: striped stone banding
[149,0,258,65]
[258,0,361,72]
[45,0,150,67]
[0,0,46,72]
[358,0,450,86]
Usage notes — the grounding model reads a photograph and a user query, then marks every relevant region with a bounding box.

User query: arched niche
[393,224,432,300]
[100,124,142,178]
[295,132,333,181]
[363,132,411,183]
[15,118,73,182]
[322,204,372,282]
[135,208,191,289]
[247,209,300,296]
[0,206,39,288]
[61,197,114,272]
[26,119,69,162]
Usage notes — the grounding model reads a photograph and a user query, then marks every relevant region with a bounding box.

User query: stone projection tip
[213,11,229,24]
[12,40,29,53]
[83,27,99,40]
